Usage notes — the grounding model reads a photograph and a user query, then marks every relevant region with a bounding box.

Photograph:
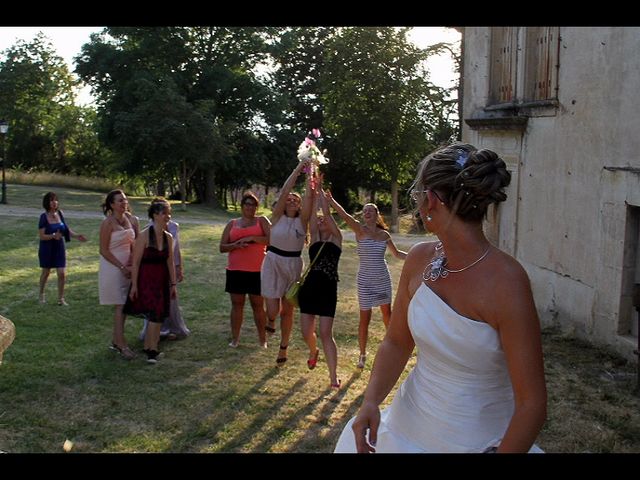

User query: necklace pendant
[424,255,448,282]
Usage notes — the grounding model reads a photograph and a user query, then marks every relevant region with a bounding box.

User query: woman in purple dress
[38,191,87,306]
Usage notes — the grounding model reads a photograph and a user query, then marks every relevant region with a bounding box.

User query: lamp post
[0,119,7,205]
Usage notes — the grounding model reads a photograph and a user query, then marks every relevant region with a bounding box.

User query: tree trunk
[180,160,187,211]
[203,167,218,207]
[390,179,399,233]
[156,179,165,198]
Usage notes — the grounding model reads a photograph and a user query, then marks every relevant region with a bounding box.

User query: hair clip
[456,150,469,169]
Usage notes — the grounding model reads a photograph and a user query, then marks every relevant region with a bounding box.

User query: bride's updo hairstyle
[412,142,511,222]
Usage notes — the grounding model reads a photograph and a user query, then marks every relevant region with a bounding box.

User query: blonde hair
[412,142,511,222]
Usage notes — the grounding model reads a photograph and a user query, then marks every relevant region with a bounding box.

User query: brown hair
[241,192,259,206]
[412,142,511,222]
[42,191,58,211]
[363,203,388,231]
[102,189,125,216]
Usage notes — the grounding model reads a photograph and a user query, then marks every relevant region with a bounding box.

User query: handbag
[285,242,326,307]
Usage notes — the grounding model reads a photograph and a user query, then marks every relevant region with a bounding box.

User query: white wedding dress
[334,282,543,453]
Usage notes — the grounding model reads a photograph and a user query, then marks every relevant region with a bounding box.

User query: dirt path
[0,205,430,249]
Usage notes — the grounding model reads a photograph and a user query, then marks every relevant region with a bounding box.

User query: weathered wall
[462,27,640,359]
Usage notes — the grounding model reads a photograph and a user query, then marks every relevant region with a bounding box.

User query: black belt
[267,245,302,257]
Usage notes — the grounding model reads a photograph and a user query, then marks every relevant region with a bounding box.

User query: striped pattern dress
[356,237,392,310]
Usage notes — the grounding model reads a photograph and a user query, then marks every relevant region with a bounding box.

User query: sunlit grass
[0,184,639,453]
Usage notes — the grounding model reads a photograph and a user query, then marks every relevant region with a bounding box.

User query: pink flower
[312,128,321,139]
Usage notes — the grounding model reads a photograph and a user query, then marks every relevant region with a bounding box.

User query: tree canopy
[1,27,460,218]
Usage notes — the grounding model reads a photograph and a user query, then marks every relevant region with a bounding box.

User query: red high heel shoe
[307,348,320,370]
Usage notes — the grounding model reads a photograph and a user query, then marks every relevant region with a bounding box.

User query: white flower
[297,140,329,164]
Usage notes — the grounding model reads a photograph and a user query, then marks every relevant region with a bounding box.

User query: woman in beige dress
[99,189,139,360]
[261,159,313,366]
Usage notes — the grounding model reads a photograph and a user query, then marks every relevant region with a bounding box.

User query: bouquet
[297,129,329,190]
[297,128,329,165]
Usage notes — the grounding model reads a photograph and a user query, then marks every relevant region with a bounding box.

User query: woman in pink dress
[219,192,271,348]
[99,189,139,360]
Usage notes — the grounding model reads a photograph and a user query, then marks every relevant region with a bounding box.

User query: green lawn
[0,185,411,453]
[0,183,638,453]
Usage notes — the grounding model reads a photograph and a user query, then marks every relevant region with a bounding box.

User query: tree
[321,27,439,231]
[76,27,279,207]
[0,33,84,173]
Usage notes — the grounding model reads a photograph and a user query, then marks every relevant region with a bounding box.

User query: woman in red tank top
[219,192,271,348]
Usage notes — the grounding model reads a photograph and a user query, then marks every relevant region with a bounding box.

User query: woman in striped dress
[326,194,407,368]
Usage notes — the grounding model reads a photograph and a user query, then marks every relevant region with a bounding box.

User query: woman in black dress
[298,181,342,389]
[124,200,177,364]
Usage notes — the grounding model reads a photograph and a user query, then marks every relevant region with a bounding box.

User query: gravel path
[0,205,429,249]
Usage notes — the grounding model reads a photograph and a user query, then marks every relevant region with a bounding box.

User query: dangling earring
[426,212,432,222]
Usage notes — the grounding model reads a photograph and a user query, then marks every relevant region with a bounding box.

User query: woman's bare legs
[358,309,372,367]
[229,293,246,347]
[248,293,267,347]
[111,305,135,359]
[319,316,338,386]
[277,298,295,364]
[39,268,50,303]
[56,267,66,304]
[380,303,392,329]
[300,312,318,363]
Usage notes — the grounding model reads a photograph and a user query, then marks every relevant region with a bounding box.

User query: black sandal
[276,344,288,366]
[265,320,276,335]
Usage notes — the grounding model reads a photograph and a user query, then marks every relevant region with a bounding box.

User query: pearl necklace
[423,241,491,282]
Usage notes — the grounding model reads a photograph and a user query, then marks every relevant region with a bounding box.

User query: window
[489,27,559,107]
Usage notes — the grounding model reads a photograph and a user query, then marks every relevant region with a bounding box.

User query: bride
[334,143,547,453]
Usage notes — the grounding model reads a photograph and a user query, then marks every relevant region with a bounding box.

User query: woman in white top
[261,159,313,366]
[334,143,546,453]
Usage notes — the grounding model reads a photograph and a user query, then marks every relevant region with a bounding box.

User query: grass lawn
[0,183,639,453]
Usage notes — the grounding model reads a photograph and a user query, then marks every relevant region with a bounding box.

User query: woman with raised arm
[334,143,547,453]
[325,193,406,369]
[298,177,342,389]
[261,159,313,366]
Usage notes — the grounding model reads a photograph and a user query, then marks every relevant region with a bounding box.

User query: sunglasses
[410,189,445,205]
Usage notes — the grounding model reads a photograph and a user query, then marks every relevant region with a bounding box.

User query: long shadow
[163,366,285,452]
[212,375,310,452]
[285,371,366,452]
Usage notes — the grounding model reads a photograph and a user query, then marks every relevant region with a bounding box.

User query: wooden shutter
[525,27,559,101]
[489,27,518,104]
